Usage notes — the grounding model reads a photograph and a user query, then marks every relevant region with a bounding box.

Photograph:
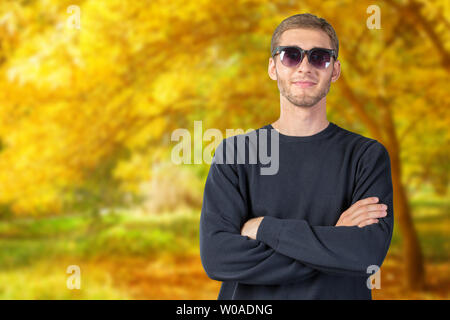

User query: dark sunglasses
[272,46,337,69]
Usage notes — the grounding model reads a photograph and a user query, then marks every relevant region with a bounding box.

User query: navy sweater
[199,122,394,299]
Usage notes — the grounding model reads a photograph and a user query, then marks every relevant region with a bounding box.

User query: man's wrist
[256,216,284,250]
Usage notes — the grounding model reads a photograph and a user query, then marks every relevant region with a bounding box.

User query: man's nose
[295,54,313,73]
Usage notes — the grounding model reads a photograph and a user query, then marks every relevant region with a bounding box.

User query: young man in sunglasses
[200,13,394,300]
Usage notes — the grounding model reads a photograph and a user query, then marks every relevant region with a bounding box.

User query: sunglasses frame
[271,46,338,69]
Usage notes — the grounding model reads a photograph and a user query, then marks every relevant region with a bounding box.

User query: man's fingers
[349,203,387,221]
[355,197,379,208]
[338,197,386,227]
[358,218,379,228]
[344,197,379,217]
[352,210,387,225]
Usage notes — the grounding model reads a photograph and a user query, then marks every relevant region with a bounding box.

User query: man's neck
[272,98,330,137]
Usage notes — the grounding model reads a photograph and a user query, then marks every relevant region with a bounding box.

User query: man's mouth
[292,81,316,88]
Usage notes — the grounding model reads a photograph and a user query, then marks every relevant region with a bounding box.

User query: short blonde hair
[271,13,339,58]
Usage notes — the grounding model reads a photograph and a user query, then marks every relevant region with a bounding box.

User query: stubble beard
[277,73,332,108]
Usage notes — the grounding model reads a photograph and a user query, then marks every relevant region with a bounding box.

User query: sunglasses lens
[309,49,332,69]
[280,47,303,67]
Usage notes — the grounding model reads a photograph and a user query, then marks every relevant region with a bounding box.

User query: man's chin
[288,95,319,107]
[293,102,317,108]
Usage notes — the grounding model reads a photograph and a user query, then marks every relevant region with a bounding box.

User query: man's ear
[268,57,277,81]
[331,59,341,82]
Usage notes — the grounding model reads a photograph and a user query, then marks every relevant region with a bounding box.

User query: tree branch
[383,0,450,72]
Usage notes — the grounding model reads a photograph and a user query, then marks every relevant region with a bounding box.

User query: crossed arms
[199,140,394,285]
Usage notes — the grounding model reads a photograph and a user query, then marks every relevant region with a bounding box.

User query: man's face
[268,28,340,108]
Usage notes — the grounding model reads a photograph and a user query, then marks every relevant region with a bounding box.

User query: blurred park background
[0,0,448,299]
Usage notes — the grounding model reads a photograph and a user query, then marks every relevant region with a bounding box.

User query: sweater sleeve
[199,139,319,285]
[256,141,394,277]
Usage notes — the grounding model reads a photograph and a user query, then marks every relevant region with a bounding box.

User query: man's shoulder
[334,124,382,151]
[213,126,274,169]
[335,126,391,166]
[219,125,269,149]
[213,127,260,162]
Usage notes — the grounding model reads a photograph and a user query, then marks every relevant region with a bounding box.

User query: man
[199,13,394,299]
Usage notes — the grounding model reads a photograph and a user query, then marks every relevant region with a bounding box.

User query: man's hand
[241,216,264,240]
[335,197,388,228]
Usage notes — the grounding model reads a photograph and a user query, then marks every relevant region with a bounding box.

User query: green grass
[0,209,201,271]
[0,209,202,298]
[0,199,447,298]
[0,214,89,238]
[0,259,130,299]
[0,199,448,299]
[0,200,448,270]
[388,199,450,261]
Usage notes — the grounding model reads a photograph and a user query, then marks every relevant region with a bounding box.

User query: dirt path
[95,254,222,299]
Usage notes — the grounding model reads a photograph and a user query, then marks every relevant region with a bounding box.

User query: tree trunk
[338,60,426,291]
[389,143,426,290]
